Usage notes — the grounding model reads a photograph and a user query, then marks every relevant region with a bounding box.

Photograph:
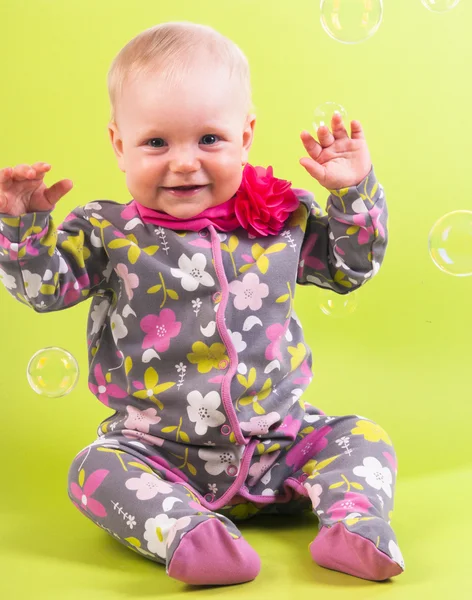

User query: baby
[0,21,404,586]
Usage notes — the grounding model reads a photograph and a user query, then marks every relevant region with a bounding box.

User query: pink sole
[310,522,403,581]
[168,518,261,586]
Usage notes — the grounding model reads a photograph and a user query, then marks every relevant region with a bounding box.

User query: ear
[241,113,256,165]
[108,121,126,172]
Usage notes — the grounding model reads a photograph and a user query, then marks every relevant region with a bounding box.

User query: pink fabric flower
[89,363,128,407]
[228,272,269,310]
[116,263,139,300]
[70,469,109,517]
[234,165,300,236]
[141,308,181,352]
[239,412,281,435]
[248,451,281,486]
[265,320,290,361]
[275,414,302,439]
[285,425,332,471]
[293,359,313,385]
[124,405,161,432]
[326,491,373,520]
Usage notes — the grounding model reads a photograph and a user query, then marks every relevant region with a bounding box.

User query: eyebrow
[137,123,228,137]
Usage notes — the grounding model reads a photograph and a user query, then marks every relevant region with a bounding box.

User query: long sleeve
[296,166,387,293]
[0,205,110,312]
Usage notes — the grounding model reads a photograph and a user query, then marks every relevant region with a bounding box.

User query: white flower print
[388,540,405,569]
[353,457,393,498]
[21,270,42,298]
[125,473,173,500]
[208,483,218,494]
[110,311,128,343]
[229,273,269,311]
[170,253,215,291]
[198,447,242,476]
[228,330,247,352]
[144,513,177,558]
[90,299,110,335]
[0,268,16,290]
[187,390,226,435]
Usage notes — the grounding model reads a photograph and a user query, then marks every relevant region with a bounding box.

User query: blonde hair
[107,21,253,124]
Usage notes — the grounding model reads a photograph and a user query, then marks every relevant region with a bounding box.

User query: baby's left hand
[299,112,372,189]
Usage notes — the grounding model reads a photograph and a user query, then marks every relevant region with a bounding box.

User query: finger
[44,179,74,206]
[0,167,13,184]
[12,163,50,180]
[331,111,349,140]
[300,131,322,161]
[316,125,335,148]
[299,157,325,184]
[350,120,365,140]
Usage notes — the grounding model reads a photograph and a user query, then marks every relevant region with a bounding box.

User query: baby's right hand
[0,163,73,216]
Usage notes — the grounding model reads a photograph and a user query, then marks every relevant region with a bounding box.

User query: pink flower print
[285,425,332,471]
[125,472,173,500]
[298,233,327,279]
[167,516,193,548]
[326,491,373,521]
[293,359,313,385]
[116,263,139,300]
[303,482,323,510]
[120,203,139,220]
[337,206,385,246]
[229,272,269,311]
[60,274,91,306]
[265,320,290,361]
[124,405,161,432]
[89,363,128,407]
[275,414,302,440]
[70,469,109,517]
[248,452,281,486]
[141,308,181,352]
[239,412,281,435]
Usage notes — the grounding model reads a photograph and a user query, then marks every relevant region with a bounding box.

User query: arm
[296,166,387,293]
[0,206,110,311]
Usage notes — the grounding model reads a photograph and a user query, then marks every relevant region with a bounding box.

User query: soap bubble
[313,102,348,131]
[429,210,472,276]
[27,347,79,397]
[320,291,358,317]
[421,0,461,13]
[320,0,384,44]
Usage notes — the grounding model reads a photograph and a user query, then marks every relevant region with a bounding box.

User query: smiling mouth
[164,185,207,191]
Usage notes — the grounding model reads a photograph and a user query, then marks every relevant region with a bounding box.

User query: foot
[167,517,261,586]
[310,521,404,581]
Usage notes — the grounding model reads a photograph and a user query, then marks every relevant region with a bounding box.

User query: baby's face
[108,65,255,219]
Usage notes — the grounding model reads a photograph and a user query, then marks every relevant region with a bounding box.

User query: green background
[0,0,471,597]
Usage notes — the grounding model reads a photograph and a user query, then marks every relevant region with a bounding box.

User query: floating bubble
[421,0,461,13]
[27,346,79,398]
[320,291,358,317]
[320,0,384,44]
[428,210,472,276]
[313,102,348,131]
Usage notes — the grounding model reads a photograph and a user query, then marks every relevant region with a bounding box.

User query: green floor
[1,465,471,599]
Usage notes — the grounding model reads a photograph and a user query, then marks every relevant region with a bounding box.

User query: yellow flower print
[38,222,57,257]
[239,378,272,415]
[62,230,91,269]
[187,342,229,374]
[287,343,306,372]
[229,502,259,520]
[351,420,392,446]
[287,203,308,232]
[132,367,175,410]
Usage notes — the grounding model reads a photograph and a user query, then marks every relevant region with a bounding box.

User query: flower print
[265,320,289,361]
[90,298,110,335]
[248,451,281,486]
[141,308,181,352]
[192,298,202,314]
[234,164,300,236]
[62,230,91,269]
[0,268,16,290]
[110,311,128,343]
[293,359,313,385]
[144,513,177,558]
[239,412,281,435]
[208,483,218,494]
[389,541,405,570]
[89,363,128,407]
[186,390,226,435]
[325,491,373,521]
[298,233,327,279]
[353,457,393,498]
[335,205,385,246]
[166,516,193,549]
[285,425,332,471]
[70,468,109,517]
[303,482,323,510]
[116,263,139,300]
[124,405,161,432]
[175,362,186,374]
[228,330,247,353]
[170,252,215,291]
[239,378,273,415]
[275,414,302,439]
[21,270,42,298]
[351,420,392,446]
[187,341,229,373]
[229,273,269,311]
[148,456,189,483]
[131,367,175,410]
[198,447,242,476]
[125,472,173,500]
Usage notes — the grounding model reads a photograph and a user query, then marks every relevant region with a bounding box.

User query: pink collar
[132,164,300,237]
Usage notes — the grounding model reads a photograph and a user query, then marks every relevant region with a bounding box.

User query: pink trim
[209,226,248,446]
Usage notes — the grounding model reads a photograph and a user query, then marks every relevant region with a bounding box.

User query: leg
[288,415,405,580]
[67,442,260,585]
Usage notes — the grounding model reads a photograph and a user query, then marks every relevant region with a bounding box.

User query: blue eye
[201,134,219,145]
[147,138,166,147]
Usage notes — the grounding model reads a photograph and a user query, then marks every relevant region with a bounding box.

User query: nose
[169,147,201,174]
